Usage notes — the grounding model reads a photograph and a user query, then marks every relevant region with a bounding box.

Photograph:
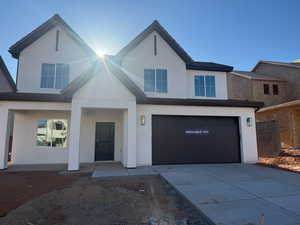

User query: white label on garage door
[185,129,210,135]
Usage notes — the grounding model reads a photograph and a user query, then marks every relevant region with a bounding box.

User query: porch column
[0,107,9,169]
[126,105,137,168]
[68,105,82,171]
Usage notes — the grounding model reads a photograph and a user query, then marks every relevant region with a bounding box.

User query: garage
[152,115,241,165]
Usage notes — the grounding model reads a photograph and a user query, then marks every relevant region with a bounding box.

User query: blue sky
[1,0,300,80]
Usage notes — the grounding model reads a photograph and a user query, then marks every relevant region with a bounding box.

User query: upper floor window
[273,84,279,95]
[144,69,167,93]
[41,63,69,89]
[195,75,216,97]
[263,84,270,95]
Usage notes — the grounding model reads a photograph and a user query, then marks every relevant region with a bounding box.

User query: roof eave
[137,98,264,109]
[9,14,97,59]
[186,64,233,72]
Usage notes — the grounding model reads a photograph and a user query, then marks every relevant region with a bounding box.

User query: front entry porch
[0,100,137,171]
[67,100,137,171]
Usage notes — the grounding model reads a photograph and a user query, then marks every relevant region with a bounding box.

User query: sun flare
[96,49,106,58]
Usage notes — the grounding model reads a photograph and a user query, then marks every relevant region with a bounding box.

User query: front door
[95,122,115,161]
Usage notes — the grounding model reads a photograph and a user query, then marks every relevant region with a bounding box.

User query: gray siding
[227,72,252,100]
[0,69,14,92]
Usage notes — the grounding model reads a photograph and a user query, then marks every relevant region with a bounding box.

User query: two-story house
[229,61,300,151]
[0,15,262,171]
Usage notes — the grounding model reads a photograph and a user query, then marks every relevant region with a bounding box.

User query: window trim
[194,75,216,98]
[36,119,69,149]
[144,69,168,93]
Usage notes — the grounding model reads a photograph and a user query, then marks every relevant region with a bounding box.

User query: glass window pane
[205,76,216,97]
[144,69,155,92]
[36,119,68,148]
[55,64,70,89]
[41,64,55,88]
[36,120,52,147]
[195,76,205,96]
[156,69,167,93]
[51,120,68,148]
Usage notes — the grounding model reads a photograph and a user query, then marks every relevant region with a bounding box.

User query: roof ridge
[252,60,300,71]
[116,20,193,63]
[9,14,96,58]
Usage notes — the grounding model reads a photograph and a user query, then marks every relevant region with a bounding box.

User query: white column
[68,105,82,171]
[239,115,258,163]
[0,107,9,169]
[122,110,128,167]
[126,105,137,168]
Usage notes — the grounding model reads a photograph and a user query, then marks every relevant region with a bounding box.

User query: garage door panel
[152,115,241,165]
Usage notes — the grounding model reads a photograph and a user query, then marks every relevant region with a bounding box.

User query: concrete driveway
[157,164,300,225]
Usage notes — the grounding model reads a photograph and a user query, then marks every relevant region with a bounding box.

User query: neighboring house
[0,56,16,92]
[0,14,262,171]
[229,61,300,151]
[228,70,288,107]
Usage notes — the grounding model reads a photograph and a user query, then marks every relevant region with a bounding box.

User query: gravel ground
[0,173,212,225]
[259,149,300,173]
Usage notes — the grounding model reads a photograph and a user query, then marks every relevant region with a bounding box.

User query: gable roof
[1,16,264,108]
[9,14,96,59]
[117,20,193,63]
[0,56,262,109]
[0,56,16,91]
[61,61,102,97]
[231,70,286,82]
[116,20,233,72]
[61,58,147,100]
[252,61,300,72]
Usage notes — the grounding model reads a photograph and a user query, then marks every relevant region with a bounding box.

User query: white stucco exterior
[121,31,187,98]
[121,31,229,100]
[136,105,257,166]
[187,70,228,99]
[0,16,260,171]
[17,26,95,93]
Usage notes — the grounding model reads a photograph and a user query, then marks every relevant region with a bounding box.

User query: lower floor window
[36,119,68,148]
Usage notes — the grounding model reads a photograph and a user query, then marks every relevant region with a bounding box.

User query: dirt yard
[259,149,300,173]
[0,172,211,225]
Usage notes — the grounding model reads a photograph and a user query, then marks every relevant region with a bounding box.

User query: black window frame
[273,84,279,95]
[263,84,270,95]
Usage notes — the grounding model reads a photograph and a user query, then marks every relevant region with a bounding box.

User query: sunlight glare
[96,49,106,58]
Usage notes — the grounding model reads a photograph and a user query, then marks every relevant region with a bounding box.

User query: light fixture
[140,115,145,126]
[246,117,252,127]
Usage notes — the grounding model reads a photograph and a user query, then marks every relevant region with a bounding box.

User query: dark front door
[152,115,241,165]
[95,122,115,161]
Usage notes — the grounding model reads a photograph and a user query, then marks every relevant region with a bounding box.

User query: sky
[1,0,300,80]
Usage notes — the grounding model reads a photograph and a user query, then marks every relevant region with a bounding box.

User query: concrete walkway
[92,163,159,177]
[157,164,300,225]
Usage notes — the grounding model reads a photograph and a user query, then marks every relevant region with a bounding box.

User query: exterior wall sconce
[140,115,145,126]
[246,117,253,127]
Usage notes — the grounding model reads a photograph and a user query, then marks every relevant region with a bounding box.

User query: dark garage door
[152,115,241,165]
